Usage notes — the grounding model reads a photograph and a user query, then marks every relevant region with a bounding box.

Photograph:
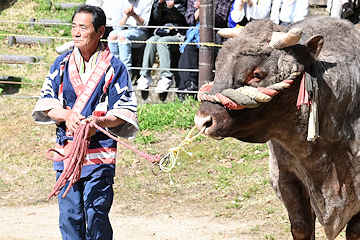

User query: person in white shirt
[107,0,153,76]
[86,0,117,38]
[270,0,309,26]
[228,0,271,28]
[327,0,354,19]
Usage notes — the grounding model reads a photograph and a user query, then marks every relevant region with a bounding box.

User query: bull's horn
[218,27,243,38]
[269,28,303,49]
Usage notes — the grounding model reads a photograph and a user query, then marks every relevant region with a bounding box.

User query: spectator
[228,0,271,28]
[270,0,309,26]
[32,5,138,239]
[341,0,354,17]
[218,0,271,39]
[136,0,188,93]
[327,0,354,19]
[86,0,117,39]
[108,0,153,77]
[177,0,232,100]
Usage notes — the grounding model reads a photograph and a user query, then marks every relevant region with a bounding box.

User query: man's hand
[124,5,136,17]
[236,0,246,11]
[85,115,125,138]
[166,1,174,9]
[194,0,200,9]
[46,107,85,133]
[65,111,86,133]
[85,116,103,138]
[246,0,254,7]
[194,0,200,21]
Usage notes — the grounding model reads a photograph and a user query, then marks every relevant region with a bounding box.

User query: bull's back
[291,16,360,62]
[291,16,360,132]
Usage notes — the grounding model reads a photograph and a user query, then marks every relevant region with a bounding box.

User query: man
[177,0,232,100]
[136,0,188,93]
[270,0,309,26]
[32,5,138,240]
[108,0,153,77]
[217,0,271,39]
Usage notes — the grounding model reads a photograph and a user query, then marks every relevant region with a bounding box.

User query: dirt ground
[0,204,266,240]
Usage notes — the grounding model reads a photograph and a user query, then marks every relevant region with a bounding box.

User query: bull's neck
[271,129,315,159]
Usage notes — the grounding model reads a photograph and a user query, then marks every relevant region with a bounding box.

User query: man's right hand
[65,111,85,133]
[166,1,174,9]
[124,5,135,17]
[194,0,200,9]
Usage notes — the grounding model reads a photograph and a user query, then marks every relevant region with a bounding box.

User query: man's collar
[73,42,105,74]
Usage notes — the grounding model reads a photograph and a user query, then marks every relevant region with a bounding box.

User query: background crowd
[82,0,355,100]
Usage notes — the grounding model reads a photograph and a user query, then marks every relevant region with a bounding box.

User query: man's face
[71,12,102,52]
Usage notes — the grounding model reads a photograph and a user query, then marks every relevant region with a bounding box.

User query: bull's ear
[303,34,324,60]
[290,34,324,65]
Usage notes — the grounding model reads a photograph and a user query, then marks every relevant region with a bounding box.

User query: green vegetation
[138,98,199,131]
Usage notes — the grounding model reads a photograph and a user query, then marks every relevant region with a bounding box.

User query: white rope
[0,20,226,31]
[159,126,205,185]
[0,20,199,29]
[0,33,223,47]
[0,33,72,40]
[0,20,71,26]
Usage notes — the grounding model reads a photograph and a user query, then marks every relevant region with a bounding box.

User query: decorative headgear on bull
[199,20,324,141]
[201,26,323,110]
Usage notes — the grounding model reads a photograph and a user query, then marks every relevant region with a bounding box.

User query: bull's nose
[194,114,212,133]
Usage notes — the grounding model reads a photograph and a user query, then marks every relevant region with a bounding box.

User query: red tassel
[296,73,311,108]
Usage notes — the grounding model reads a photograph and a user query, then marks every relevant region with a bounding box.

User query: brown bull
[194,16,360,240]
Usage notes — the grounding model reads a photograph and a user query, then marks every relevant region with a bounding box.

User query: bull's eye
[253,72,263,79]
[246,70,266,84]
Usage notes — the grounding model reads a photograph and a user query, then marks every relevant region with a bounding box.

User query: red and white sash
[69,47,113,114]
[55,46,117,167]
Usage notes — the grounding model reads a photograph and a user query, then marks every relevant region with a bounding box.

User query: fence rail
[0,2,329,103]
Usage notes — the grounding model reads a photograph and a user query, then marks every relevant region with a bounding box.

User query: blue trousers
[56,172,114,240]
[108,27,148,70]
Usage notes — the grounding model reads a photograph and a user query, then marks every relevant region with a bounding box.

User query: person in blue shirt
[228,0,271,28]
[32,5,138,239]
[177,0,232,100]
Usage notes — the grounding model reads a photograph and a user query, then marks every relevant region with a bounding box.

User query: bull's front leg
[268,142,315,240]
[278,171,315,240]
[346,211,360,239]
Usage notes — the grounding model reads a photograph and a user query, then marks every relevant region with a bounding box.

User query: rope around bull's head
[198,71,302,110]
[198,28,304,110]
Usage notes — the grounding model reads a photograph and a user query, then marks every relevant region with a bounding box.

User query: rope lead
[156,125,206,185]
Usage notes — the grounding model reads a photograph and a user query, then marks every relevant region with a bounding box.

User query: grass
[0,94,293,238]
[0,0,84,94]
[138,98,199,132]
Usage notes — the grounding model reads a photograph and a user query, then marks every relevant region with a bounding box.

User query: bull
[194,16,360,239]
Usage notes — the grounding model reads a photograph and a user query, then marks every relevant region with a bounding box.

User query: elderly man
[32,5,138,240]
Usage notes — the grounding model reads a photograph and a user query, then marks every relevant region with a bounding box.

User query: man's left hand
[166,1,174,9]
[124,4,136,17]
[85,116,103,138]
